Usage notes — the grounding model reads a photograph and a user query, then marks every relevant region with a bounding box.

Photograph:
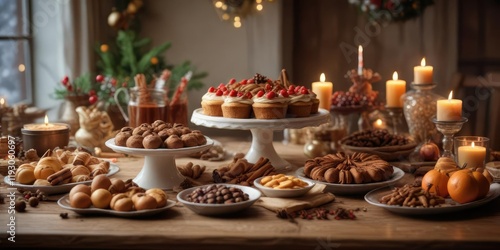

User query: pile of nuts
[379,184,446,208]
[342,129,410,147]
[185,184,249,204]
[177,162,206,179]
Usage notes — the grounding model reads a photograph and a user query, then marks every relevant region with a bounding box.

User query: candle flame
[358,45,363,53]
[448,91,453,100]
[472,142,475,148]
[392,71,398,81]
[44,115,49,125]
[0,98,4,105]
[376,119,383,126]
[421,58,426,67]
[320,73,326,82]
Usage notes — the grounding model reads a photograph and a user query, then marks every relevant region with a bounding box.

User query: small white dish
[253,176,315,198]
[486,161,500,182]
[177,184,260,216]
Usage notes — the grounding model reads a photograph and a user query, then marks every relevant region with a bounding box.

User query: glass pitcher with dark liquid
[114,87,169,127]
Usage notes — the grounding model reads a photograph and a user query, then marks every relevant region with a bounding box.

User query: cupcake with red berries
[201,84,227,116]
[252,89,289,119]
[308,88,320,114]
[287,85,313,117]
[221,90,253,118]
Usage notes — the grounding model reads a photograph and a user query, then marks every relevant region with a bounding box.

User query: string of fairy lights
[212,0,273,28]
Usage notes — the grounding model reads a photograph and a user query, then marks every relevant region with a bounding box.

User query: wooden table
[1,136,500,249]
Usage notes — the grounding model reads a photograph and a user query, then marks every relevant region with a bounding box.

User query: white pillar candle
[458,142,486,168]
[436,91,462,121]
[414,58,433,84]
[311,73,333,111]
[386,71,406,107]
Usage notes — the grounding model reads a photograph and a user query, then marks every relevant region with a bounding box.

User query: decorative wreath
[349,0,434,22]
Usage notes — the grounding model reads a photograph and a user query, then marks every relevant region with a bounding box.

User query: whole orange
[471,171,490,199]
[421,169,449,197]
[447,170,479,204]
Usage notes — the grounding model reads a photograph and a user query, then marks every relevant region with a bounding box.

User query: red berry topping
[294,86,301,93]
[96,75,104,82]
[267,79,273,84]
[288,89,295,95]
[245,92,253,99]
[223,90,229,96]
[266,91,276,99]
[256,90,265,97]
[61,76,69,86]
[215,89,223,96]
[229,90,238,97]
[237,91,244,97]
[301,88,309,94]
[288,85,295,91]
[280,89,289,97]
[218,83,226,89]
[239,79,248,85]
[248,78,255,84]
[208,86,216,93]
[89,95,98,104]
[265,83,272,91]
[228,78,236,85]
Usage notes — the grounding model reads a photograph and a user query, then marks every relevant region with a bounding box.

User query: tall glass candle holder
[432,117,468,159]
[385,106,407,135]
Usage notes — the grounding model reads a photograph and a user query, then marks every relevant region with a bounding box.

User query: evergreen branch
[137,42,171,73]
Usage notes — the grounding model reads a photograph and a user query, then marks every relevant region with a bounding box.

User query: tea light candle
[414,58,433,84]
[386,71,406,107]
[458,142,486,168]
[373,119,385,129]
[436,91,462,121]
[22,115,70,157]
[311,73,333,110]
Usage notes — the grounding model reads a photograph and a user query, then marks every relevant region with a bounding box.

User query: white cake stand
[191,108,330,170]
[105,137,214,190]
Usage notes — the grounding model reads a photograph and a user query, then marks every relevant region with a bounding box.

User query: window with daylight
[0,0,32,105]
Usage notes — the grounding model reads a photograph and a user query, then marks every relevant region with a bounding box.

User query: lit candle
[436,91,462,121]
[458,142,486,168]
[385,71,406,107]
[311,73,333,110]
[23,115,69,131]
[0,98,6,108]
[414,57,433,84]
[358,45,363,76]
[373,119,385,129]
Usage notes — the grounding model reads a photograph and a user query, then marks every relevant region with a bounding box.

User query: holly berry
[280,89,289,98]
[208,86,216,93]
[266,91,276,99]
[229,90,238,97]
[237,91,244,97]
[89,95,98,104]
[61,76,69,86]
[110,78,117,86]
[256,90,265,97]
[66,85,73,91]
[89,90,96,96]
[301,88,309,95]
[265,83,272,91]
[228,78,236,85]
[215,89,223,96]
[122,82,128,88]
[96,75,104,82]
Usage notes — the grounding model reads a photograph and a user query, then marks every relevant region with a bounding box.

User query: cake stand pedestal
[191,108,330,170]
[105,137,214,190]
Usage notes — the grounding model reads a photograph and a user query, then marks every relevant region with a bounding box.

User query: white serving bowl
[253,176,315,198]
[177,184,261,216]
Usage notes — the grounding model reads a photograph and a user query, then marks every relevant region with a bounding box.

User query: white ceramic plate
[3,164,119,195]
[105,137,214,157]
[295,166,405,195]
[253,176,315,198]
[57,195,176,217]
[364,183,500,215]
[177,184,261,216]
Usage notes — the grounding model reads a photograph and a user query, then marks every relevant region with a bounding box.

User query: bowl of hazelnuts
[341,129,417,161]
[177,184,261,216]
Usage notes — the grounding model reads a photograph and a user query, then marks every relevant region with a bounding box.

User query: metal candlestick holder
[432,117,468,159]
[385,106,405,135]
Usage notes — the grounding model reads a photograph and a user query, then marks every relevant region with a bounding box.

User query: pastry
[252,89,289,119]
[165,135,183,149]
[143,134,163,149]
[191,130,207,145]
[286,86,312,118]
[201,85,226,116]
[71,165,91,176]
[15,164,36,184]
[72,152,92,166]
[72,175,91,183]
[304,152,393,184]
[221,90,253,118]
[126,135,144,148]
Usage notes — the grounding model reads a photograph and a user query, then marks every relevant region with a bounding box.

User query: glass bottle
[402,83,444,146]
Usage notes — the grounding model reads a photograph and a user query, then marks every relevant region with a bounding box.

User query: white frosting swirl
[224,96,253,105]
[289,94,311,104]
[202,92,225,102]
[253,95,289,104]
